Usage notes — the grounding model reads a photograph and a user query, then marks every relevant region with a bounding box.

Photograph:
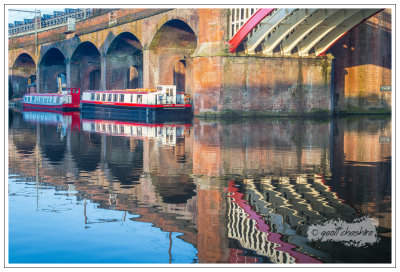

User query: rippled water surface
[8,109,391,264]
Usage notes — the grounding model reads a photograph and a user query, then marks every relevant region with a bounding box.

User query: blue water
[8,109,392,264]
[9,177,198,264]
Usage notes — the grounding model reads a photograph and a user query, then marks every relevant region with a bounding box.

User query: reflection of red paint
[81,119,191,128]
[315,174,345,204]
[228,180,322,264]
[229,248,259,264]
[22,108,81,131]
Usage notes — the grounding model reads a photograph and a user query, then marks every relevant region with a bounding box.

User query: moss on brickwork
[334,106,391,116]
[195,109,332,119]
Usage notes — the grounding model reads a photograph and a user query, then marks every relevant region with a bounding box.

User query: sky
[8,8,67,24]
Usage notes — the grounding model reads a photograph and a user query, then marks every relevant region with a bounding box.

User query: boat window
[120,94,124,102]
[113,93,118,102]
[56,97,60,104]
[108,94,112,102]
[96,94,100,101]
[102,94,106,101]
[44,97,48,103]
[137,95,142,103]
[90,93,95,100]
[157,86,163,91]
[130,94,133,103]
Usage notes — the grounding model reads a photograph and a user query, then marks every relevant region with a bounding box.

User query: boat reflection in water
[8,109,391,264]
[22,108,81,132]
[81,117,190,147]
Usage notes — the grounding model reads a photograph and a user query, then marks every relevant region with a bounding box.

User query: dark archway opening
[89,70,101,90]
[11,53,36,98]
[149,19,197,91]
[39,48,66,93]
[106,32,143,90]
[70,42,101,91]
[173,60,186,92]
[127,66,139,89]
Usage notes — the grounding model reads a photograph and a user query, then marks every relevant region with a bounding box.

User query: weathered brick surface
[330,9,391,111]
[192,57,223,114]
[193,56,331,114]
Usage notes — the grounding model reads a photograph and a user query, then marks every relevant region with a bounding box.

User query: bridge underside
[230,8,382,57]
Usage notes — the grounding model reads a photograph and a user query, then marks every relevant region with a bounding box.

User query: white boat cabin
[82,85,187,105]
[23,88,80,105]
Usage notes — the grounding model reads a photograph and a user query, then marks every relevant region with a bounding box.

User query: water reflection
[8,109,391,264]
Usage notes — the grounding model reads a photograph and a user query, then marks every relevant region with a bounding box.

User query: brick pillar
[66,59,71,88]
[142,49,151,88]
[101,56,107,90]
[36,66,40,93]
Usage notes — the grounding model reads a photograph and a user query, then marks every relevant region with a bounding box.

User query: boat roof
[84,89,157,94]
[24,93,63,96]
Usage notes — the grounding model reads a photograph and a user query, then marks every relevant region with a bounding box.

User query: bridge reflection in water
[8,109,391,264]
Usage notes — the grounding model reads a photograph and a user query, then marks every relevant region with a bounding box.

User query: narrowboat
[22,88,81,111]
[80,85,192,122]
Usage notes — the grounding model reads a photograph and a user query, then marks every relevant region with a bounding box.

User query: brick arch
[12,52,36,69]
[70,41,102,91]
[9,50,36,69]
[102,30,143,57]
[38,45,68,66]
[70,40,101,60]
[105,31,144,90]
[148,17,198,50]
[9,52,37,98]
[38,47,67,93]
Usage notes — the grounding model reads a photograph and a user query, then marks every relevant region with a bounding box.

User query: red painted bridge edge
[228,8,275,53]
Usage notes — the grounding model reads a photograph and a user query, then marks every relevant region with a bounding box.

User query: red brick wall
[193,56,331,115]
[330,9,391,112]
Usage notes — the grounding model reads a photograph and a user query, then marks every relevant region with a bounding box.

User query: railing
[9,9,92,37]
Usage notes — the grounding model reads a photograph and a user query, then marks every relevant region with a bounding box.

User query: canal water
[8,108,391,264]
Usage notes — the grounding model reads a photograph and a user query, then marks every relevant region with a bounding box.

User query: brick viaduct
[8,8,391,116]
